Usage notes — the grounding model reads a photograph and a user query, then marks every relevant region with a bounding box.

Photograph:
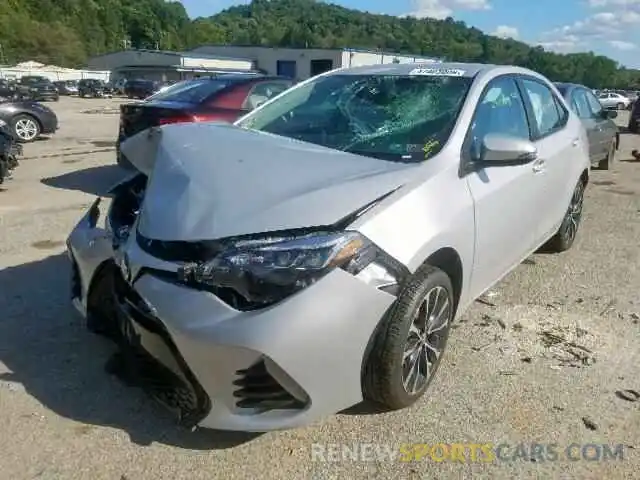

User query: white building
[0,61,109,81]
[86,49,256,81]
[190,46,441,80]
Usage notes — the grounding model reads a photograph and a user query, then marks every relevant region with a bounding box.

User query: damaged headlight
[176,231,404,307]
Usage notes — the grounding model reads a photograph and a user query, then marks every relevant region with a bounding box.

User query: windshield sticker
[409,68,465,77]
[422,139,440,158]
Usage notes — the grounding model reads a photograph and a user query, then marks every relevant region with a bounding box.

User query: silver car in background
[597,91,631,110]
[555,82,619,170]
[67,62,590,432]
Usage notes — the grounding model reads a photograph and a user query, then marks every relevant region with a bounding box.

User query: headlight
[174,230,404,307]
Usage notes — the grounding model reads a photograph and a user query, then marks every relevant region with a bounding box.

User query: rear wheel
[545,178,585,253]
[363,265,454,410]
[598,138,616,170]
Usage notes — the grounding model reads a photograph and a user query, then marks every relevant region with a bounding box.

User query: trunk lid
[119,101,242,141]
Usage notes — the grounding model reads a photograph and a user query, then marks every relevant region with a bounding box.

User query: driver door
[464,76,540,299]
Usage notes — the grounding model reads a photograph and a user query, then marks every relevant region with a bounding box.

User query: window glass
[237,73,472,163]
[470,76,530,143]
[245,82,291,110]
[571,90,592,119]
[520,79,563,137]
[584,90,604,117]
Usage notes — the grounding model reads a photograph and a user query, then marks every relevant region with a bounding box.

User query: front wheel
[545,179,585,253]
[363,265,454,410]
[11,114,40,143]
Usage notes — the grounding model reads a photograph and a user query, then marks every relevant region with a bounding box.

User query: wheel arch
[359,246,464,397]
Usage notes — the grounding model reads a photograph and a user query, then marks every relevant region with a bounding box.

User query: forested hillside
[0,0,638,88]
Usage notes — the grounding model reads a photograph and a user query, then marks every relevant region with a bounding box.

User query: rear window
[146,78,236,103]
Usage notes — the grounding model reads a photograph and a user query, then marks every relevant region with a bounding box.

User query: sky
[178,0,640,68]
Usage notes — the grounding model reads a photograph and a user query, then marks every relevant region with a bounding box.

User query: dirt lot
[0,97,638,479]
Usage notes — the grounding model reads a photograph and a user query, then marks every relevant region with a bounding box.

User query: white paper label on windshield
[409,68,465,77]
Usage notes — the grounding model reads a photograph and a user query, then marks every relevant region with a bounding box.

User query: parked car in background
[16,76,59,102]
[0,99,58,142]
[109,78,127,96]
[78,79,112,98]
[597,91,630,110]
[124,79,159,99]
[70,62,590,432]
[555,82,619,170]
[627,100,640,133]
[0,79,17,99]
[117,75,292,169]
[54,80,79,96]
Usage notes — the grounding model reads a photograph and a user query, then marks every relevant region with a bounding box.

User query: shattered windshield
[236,73,472,162]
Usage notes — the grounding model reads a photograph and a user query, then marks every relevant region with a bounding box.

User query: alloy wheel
[562,181,584,243]
[402,285,451,395]
[14,118,38,141]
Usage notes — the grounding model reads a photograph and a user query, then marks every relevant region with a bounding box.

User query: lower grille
[111,272,211,427]
[233,360,307,411]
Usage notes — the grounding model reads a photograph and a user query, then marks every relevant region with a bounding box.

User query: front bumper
[67,200,397,431]
[67,199,114,316]
[39,113,59,134]
[120,237,396,431]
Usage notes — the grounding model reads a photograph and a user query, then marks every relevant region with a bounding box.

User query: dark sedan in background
[555,82,618,170]
[54,80,79,96]
[0,100,58,142]
[117,75,292,169]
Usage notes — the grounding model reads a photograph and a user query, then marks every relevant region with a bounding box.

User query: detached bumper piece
[111,272,211,428]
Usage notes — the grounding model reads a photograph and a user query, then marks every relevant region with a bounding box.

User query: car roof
[331,61,536,78]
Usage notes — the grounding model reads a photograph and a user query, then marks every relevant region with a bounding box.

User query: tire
[598,138,616,170]
[86,264,121,341]
[11,114,40,143]
[363,264,454,410]
[545,178,586,253]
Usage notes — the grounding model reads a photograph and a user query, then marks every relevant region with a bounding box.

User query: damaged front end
[68,122,422,431]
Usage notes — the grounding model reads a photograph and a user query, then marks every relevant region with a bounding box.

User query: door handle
[532,159,545,173]
[572,138,580,146]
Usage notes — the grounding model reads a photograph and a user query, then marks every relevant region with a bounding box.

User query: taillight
[158,113,227,126]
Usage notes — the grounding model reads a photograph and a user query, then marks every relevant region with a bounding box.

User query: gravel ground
[0,97,638,479]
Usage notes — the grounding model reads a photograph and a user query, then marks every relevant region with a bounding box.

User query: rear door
[518,76,577,242]
[465,75,539,297]
[570,87,606,163]
[584,88,617,153]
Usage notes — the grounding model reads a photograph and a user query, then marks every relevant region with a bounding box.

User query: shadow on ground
[0,253,259,449]
[41,165,128,196]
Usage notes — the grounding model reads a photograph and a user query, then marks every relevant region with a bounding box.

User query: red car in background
[117,74,293,169]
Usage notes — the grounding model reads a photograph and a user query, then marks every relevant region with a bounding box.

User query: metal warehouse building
[86,49,256,81]
[189,46,441,80]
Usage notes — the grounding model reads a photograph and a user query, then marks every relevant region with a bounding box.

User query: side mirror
[476,133,538,165]
[604,109,618,119]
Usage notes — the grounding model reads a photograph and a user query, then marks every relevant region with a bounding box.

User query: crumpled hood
[120,123,418,241]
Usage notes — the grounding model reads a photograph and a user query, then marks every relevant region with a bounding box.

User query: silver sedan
[67,62,591,432]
